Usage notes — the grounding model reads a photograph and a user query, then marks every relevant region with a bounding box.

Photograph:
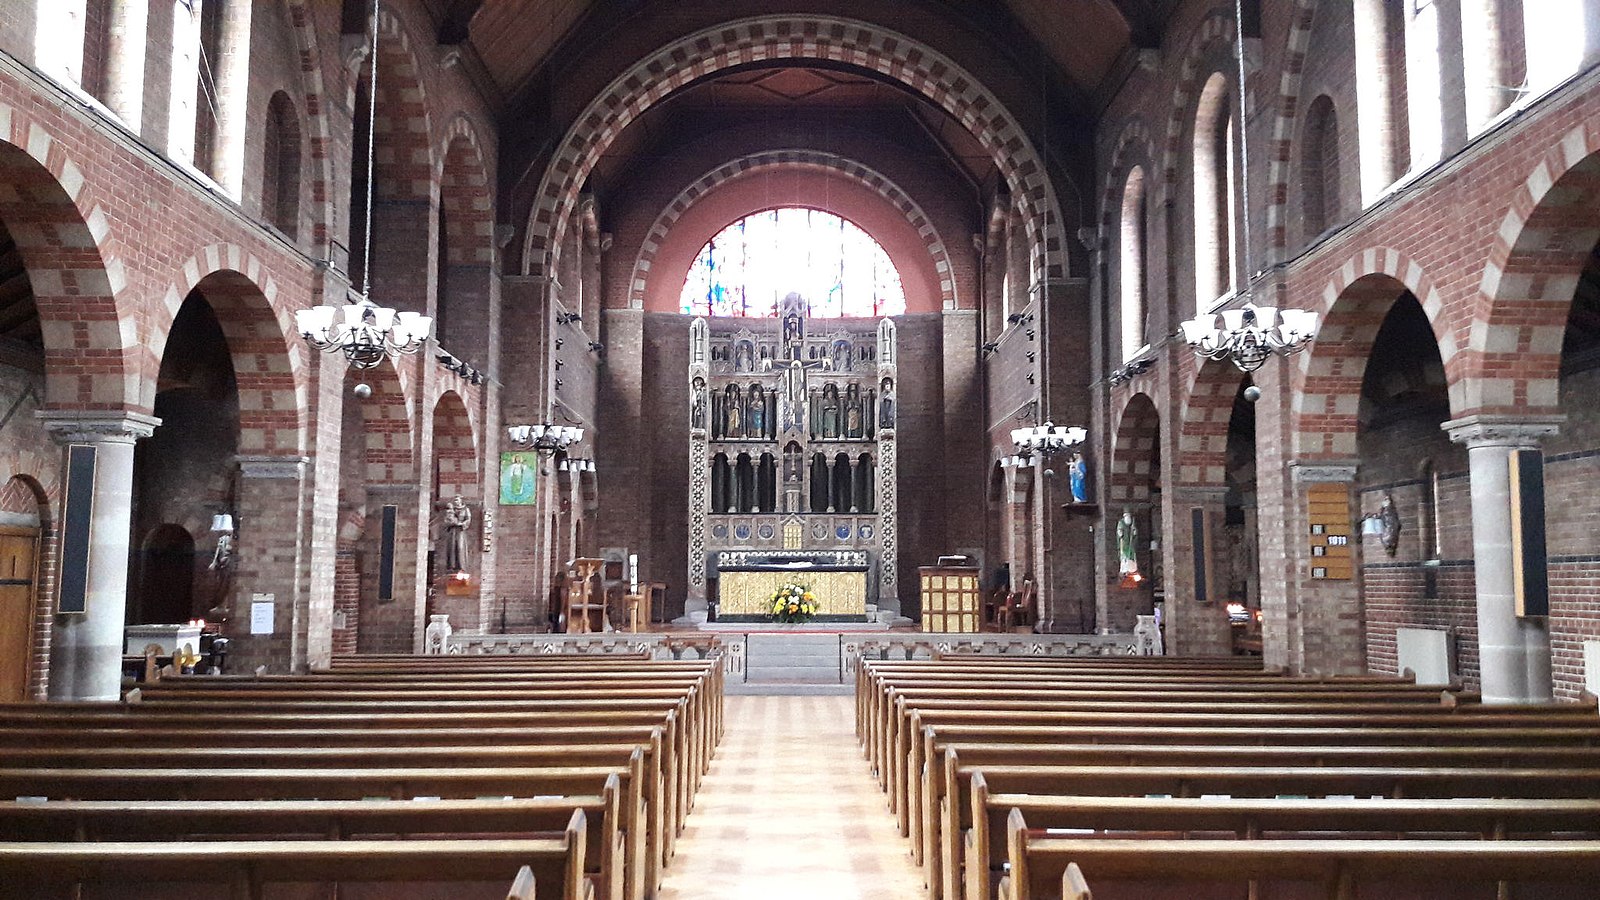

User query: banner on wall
[499,452,538,505]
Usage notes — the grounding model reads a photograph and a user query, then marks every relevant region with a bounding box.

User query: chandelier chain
[1233,0,1254,296]
[362,0,381,300]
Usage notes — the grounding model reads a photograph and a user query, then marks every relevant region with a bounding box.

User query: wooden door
[0,526,38,702]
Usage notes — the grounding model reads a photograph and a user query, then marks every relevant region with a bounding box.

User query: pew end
[1061,863,1090,900]
[506,865,535,900]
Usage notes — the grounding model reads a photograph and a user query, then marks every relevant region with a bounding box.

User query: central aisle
[658,694,924,899]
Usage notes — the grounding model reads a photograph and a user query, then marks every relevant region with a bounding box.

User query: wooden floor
[658,695,923,899]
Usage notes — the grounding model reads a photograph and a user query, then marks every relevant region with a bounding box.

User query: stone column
[102,0,151,129]
[1445,415,1561,704]
[40,411,160,701]
[208,0,252,196]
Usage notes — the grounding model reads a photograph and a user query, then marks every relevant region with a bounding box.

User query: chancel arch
[524,15,1069,289]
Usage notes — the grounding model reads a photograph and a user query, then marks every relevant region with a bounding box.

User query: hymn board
[686,293,899,622]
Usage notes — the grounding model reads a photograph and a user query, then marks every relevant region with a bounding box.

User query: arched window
[1419,459,1440,561]
[261,92,301,239]
[193,0,223,176]
[1353,0,1411,202]
[1404,0,1444,171]
[680,208,906,318]
[1301,95,1341,239]
[1523,0,1586,95]
[1119,166,1148,363]
[1193,72,1240,310]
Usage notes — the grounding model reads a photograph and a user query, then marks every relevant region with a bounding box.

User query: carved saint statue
[784,360,806,430]
[1116,508,1141,587]
[879,379,895,429]
[748,387,766,438]
[725,401,742,439]
[1068,451,1090,504]
[691,378,708,431]
[443,495,472,573]
[1378,493,1402,558]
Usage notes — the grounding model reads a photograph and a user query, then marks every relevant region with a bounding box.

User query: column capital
[1443,414,1564,449]
[236,455,310,479]
[38,410,160,445]
[1288,459,1359,483]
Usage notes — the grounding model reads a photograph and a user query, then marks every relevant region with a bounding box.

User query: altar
[684,296,901,624]
[713,551,869,619]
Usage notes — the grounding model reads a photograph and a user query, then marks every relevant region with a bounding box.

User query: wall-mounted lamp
[1108,356,1155,386]
[556,312,583,326]
[980,341,1000,359]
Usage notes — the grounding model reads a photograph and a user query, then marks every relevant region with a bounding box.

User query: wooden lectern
[564,558,607,633]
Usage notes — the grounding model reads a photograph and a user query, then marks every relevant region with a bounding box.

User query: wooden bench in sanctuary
[969,792,1600,900]
[855,656,1600,900]
[0,653,722,900]
[1005,827,1600,900]
[0,834,579,900]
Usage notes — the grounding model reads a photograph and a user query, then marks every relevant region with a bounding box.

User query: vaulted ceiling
[434,0,1177,109]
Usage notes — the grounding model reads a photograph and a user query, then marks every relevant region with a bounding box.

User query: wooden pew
[0,830,586,900]
[954,761,1600,900]
[1004,814,1600,900]
[883,700,1600,833]
[966,782,1600,900]
[0,748,641,900]
[928,738,1600,893]
[0,795,618,900]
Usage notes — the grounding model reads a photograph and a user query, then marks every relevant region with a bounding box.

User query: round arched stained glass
[679,208,906,318]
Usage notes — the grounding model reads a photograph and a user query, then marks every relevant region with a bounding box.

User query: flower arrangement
[769,582,819,623]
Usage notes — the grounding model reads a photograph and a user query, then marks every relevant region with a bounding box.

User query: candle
[628,554,639,594]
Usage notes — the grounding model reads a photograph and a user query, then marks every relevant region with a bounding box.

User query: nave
[657,695,922,899]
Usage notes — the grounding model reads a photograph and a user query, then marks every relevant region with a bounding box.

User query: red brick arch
[1160,11,1237,197]
[0,105,137,411]
[524,15,1067,288]
[1177,358,1249,487]
[1261,0,1321,258]
[438,118,493,267]
[628,150,958,310]
[368,7,434,202]
[279,0,337,256]
[147,245,309,456]
[431,390,479,501]
[1109,392,1161,505]
[349,359,415,487]
[1292,248,1459,459]
[1469,123,1600,415]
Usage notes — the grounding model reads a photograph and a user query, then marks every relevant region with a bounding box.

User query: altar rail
[443,632,725,662]
[841,632,1143,675]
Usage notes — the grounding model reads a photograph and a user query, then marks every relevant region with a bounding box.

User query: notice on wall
[1306,484,1353,580]
[250,594,276,635]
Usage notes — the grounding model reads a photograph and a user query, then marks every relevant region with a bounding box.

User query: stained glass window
[679,208,906,317]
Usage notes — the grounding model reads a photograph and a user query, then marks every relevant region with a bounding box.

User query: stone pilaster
[1166,485,1233,655]
[40,410,159,700]
[1287,461,1363,675]
[1445,415,1563,704]
[229,454,310,673]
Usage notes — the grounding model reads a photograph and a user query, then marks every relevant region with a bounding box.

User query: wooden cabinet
[919,566,980,633]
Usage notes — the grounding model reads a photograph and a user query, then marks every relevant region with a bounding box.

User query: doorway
[0,525,39,702]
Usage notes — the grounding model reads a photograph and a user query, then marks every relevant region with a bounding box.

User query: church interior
[0,0,1599,896]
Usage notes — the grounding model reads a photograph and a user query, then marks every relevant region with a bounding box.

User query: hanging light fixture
[1009,422,1088,457]
[295,0,432,370]
[1176,0,1318,373]
[507,424,584,458]
[1180,305,1318,373]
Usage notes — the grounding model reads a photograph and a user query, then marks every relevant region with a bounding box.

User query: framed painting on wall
[499,453,538,505]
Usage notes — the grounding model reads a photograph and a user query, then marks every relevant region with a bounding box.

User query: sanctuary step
[735,633,848,694]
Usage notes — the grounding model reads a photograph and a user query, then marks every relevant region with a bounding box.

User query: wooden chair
[997,579,1035,632]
